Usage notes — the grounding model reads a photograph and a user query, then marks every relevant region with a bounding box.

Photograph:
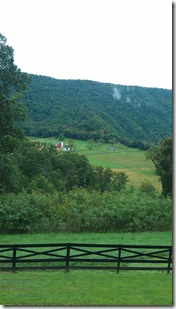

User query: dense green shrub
[140,180,156,196]
[0,189,172,233]
[0,192,40,233]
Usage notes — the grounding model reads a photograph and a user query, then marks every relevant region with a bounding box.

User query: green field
[0,271,172,305]
[0,231,172,245]
[30,137,161,190]
[0,232,172,305]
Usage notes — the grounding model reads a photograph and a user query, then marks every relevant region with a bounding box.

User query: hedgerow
[0,189,172,233]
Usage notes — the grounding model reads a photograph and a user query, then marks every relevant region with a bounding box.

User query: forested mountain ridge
[21,74,172,147]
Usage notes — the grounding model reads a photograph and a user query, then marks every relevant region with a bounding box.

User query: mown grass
[30,137,161,190]
[0,231,172,245]
[0,270,172,305]
[0,232,172,305]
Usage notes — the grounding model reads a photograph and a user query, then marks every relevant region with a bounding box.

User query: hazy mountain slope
[21,74,172,146]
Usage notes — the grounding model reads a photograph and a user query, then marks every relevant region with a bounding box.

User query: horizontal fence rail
[0,243,172,273]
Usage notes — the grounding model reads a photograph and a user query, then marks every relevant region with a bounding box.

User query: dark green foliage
[0,153,23,193]
[21,75,172,148]
[0,33,30,154]
[92,167,128,193]
[140,180,156,196]
[0,192,40,233]
[0,137,128,194]
[0,189,172,233]
[0,96,26,153]
[111,171,129,191]
[147,137,172,197]
[0,34,30,98]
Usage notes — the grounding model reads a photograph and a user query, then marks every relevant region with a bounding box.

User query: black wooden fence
[0,243,172,273]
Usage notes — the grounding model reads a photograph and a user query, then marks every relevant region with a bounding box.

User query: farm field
[0,232,172,306]
[30,137,161,190]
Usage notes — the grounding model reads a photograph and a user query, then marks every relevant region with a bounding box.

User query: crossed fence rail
[0,243,172,273]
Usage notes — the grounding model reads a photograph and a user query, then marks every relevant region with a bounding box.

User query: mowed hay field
[0,232,172,306]
[31,137,161,190]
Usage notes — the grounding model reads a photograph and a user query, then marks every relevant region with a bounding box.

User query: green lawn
[0,270,172,305]
[30,137,161,190]
[0,231,172,245]
[0,232,172,305]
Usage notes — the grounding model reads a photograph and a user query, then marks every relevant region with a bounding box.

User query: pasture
[30,137,161,190]
[0,232,172,305]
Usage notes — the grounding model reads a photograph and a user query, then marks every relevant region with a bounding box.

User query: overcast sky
[0,0,172,89]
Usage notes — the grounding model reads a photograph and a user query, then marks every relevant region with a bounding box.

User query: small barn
[106,147,116,151]
[55,142,64,148]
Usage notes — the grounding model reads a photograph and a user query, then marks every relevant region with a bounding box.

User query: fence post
[117,245,122,273]
[12,245,17,273]
[167,246,172,274]
[66,244,70,272]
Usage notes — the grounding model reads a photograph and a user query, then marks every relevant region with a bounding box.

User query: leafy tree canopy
[0,34,30,98]
[147,137,172,197]
[0,33,30,153]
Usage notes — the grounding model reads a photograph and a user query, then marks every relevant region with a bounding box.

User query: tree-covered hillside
[21,75,172,148]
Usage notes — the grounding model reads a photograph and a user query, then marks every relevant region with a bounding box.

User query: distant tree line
[24,126,151,150]
[0,139,128,194]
